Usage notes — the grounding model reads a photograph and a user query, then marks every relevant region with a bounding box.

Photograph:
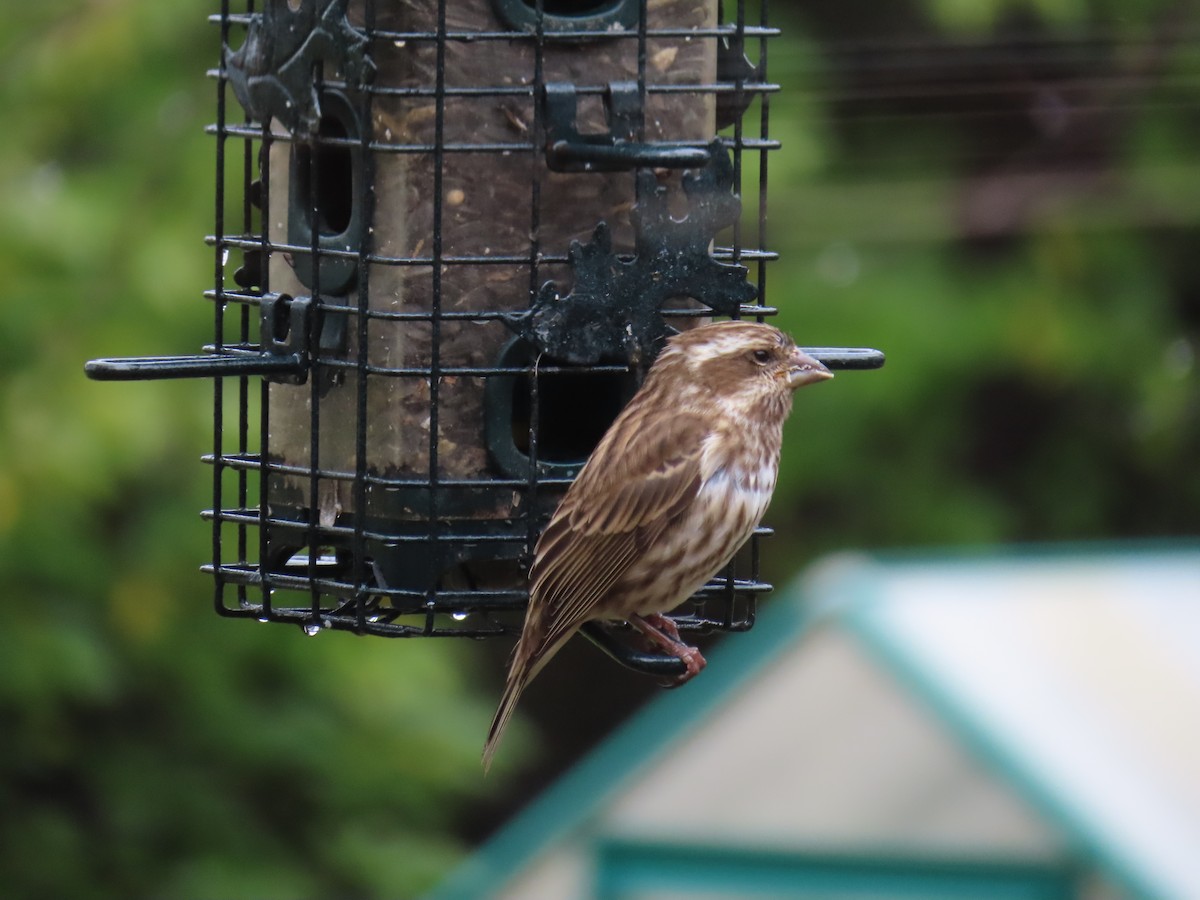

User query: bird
[482,320,833,770]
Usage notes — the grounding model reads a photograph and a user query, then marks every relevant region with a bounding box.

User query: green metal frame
[430,541,1200,900]
[594,839,1079,899]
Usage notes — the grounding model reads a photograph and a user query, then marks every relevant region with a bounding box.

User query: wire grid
[205,0,779,645]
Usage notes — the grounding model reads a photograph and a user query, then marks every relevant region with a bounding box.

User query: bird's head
[653,321,833,415]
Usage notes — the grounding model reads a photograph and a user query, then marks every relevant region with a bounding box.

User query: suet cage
[87,0,883,677]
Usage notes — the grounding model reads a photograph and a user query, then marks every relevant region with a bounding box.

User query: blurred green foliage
[765,0,1200,566]
[1,1,1197,897]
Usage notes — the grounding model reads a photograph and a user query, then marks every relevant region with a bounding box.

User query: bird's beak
[786,347,834,389]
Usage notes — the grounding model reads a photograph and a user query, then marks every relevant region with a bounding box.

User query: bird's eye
[751,348,771,364]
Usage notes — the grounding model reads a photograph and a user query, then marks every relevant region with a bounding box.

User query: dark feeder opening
[269,293,294,343]
[510,364,628,463]
[293,114,354,237]
[286,88,364,297]
[486,337,638,478]
[510,357,634,466]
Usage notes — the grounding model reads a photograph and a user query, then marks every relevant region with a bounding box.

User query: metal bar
[805,347,887,369]
[257,113,275,622]
[206,561,771,604]
[547,140,710,171]
[352,0,378,633]
[84,353,305,380]
[423,0,449,636]
[523,0,548,587]
[207,236,782,264]
[85,345,880,382]
[236,8,255,615]
[212,0,231,622]
[207,124,782,154]
[582,623,686,678]
[210,13,780,40]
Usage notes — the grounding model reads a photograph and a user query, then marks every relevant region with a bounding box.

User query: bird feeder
[86,0,883,676]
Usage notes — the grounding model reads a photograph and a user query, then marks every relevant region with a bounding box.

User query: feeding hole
[285,88,364,295]
[294,115,354,237]
[486,337,636,476]
[511,364,631,463]
[270,293,293,344]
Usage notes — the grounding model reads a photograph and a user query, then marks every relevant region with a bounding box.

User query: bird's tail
[481,626,579,773]
[481,669,528,774]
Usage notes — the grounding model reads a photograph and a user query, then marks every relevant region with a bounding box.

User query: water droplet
[303,622,323,636]
[221,248,230,267]
[451,611,468,621]
[257,616,269,623]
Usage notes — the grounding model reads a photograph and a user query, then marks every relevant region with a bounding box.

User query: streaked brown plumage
[482,321,832,770]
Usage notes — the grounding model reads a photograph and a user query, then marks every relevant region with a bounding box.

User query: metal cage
[87,0,882,678]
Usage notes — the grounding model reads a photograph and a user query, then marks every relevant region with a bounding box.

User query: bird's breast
[604,427,782,620]
[697,460,777,535]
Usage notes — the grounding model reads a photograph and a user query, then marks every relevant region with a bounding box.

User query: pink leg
[641,612,683,644]
[629,614,707,687]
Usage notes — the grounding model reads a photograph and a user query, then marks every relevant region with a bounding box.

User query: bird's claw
[630,613,707,688]
[658,644,707,688]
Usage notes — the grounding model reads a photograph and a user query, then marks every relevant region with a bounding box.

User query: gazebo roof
[433,542,1200,900]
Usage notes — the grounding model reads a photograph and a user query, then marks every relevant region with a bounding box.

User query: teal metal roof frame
[593,839,1079,899]
[431,542,1200,900]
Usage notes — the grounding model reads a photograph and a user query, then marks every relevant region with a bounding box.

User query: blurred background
[2,1,1197,897]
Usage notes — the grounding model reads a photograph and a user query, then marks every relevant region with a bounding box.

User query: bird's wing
[527,409,708,650]
[484,410,707,770]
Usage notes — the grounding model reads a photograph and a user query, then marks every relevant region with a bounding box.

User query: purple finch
[482,321,832,770]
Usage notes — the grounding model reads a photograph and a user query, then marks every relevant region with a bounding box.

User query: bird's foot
[629,614,707,688]
[641,612,683,644]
